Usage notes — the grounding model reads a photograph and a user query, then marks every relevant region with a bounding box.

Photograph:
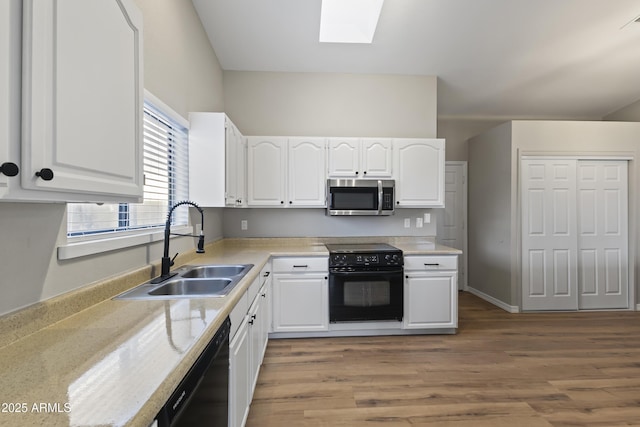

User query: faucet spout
[151,200,205,284]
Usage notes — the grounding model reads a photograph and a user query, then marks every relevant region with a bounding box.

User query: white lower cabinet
[271,257,329,333]
[229,263,271,427]
[229,316,251,427]
[403,256,458,330]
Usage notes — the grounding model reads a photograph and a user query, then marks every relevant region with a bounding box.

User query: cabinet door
[189,112,226,207]
[229,317,251,427]
[288,138,326,207]
[225,122,246,207]
[328,138,359,177]
[403,272,458,329]
[272,273,328,332]
[248,284,269,395]
[21,0,143,201]
[0,0,20,198]
[394,139,445,207]
[361,138,392,177]
[247,137,287,206]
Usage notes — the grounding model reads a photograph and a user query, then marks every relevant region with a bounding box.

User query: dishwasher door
[157,317,231,427]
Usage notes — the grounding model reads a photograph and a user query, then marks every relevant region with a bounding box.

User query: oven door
[329,268,403,322]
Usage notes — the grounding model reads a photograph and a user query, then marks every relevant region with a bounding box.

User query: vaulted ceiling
[192,0,640,119]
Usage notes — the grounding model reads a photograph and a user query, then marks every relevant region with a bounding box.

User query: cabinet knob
[289,201,292,204]
[0,162,19,177]
[363,171,367,175]
[355,171,359,175]
[280,201,284,204]
[35,168,54,181]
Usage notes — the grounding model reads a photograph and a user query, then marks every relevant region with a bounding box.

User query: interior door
[577,161,629,309]
[521,159,578,311]
[436,162,467,290]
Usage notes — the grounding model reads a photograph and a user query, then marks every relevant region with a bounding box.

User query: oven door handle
[330,268,403,276]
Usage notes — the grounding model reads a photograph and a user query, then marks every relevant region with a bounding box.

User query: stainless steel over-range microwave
[327,179,395,216]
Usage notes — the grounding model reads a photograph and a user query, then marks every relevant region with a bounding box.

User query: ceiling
[192,0,640,120]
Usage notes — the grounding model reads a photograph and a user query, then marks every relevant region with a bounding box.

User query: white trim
[143,89,189,129]
[520,154,633,161]
[467,286,520,313]
[58,225,192,260]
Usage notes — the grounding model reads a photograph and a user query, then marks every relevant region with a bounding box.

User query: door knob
[0,162,19,177]
[35,168,54,181]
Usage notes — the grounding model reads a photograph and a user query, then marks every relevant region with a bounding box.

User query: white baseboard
[467,286,520,313]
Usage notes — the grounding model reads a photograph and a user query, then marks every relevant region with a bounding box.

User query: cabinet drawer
[230,292,248,339]
[272,257,328,273]
[404,255,457,271]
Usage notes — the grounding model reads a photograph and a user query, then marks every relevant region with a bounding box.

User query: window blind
[67,100,189,237]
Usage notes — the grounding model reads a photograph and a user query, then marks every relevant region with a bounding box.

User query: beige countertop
[0,237,459,427]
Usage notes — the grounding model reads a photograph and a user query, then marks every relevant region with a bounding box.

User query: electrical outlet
[404,218,411,228]
[423,213,431,223]
[241,220,248,230]
[416,217,423,228]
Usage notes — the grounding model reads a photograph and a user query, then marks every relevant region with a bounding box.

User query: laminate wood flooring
[247,292,640,426]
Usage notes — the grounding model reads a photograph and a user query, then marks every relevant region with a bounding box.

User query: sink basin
[148,278,233,296]
[114,263,254,300]
[180,264,250,279]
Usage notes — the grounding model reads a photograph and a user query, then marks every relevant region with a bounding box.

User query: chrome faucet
[151,200,205,284]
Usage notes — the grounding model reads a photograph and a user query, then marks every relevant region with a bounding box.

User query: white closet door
[577,161,628,309]
[521,159,578,311]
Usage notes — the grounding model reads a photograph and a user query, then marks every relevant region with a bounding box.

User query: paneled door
[436,162,467,290]
[577,161,628,309]
[521,159,579,311]
[521,158,629,311]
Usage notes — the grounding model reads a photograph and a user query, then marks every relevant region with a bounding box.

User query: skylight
[319,0,384,44]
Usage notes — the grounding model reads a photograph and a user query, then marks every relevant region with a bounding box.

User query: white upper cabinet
[12,0,144,202]
[247,137,288,206]
[360,139,393,177]
[189,113,246,207]
[328,138,392,178]
[247,137,326,207]
[287,138,326,206]
[0,0,21,199]
[394,138,445,208]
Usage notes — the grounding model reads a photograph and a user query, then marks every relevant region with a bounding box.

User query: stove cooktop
[325,243,401,254]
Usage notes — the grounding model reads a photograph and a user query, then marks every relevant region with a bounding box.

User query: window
[66,96,189,239]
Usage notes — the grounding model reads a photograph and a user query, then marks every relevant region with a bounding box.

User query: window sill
[58,225,192,260]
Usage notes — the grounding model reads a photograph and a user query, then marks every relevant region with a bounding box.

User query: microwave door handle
[377,180,383,215]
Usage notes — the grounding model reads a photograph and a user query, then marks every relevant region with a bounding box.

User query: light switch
[423,213,431,224]
[416,217,423,228]
[241,220,248,230]
[404,218,411,228]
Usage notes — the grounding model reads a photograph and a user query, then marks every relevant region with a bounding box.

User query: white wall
[0,0,225,316]
[605,99,640,122]
[467,122,513,304]
[223,71,438,138]
[223,208,437,238]
[437,117,507,161]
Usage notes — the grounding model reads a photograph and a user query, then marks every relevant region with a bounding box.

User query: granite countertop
[0,237,459,427]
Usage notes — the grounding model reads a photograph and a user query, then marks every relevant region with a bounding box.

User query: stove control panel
[330,252,403,267]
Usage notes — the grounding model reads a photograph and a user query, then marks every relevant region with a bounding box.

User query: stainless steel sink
[148,278,233,296]
[115,264,254,300]
[180,264,250,279]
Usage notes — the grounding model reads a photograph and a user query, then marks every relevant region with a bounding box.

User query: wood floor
[246,292,640,427]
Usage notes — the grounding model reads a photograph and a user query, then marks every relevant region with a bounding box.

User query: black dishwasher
[157,316,230,427]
